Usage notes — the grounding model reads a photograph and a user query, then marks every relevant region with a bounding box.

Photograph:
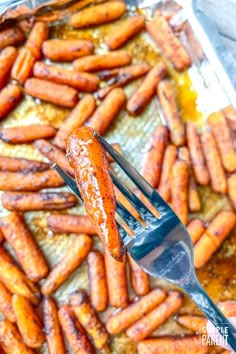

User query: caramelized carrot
[87,251,108,312]
[69,1,126,28]
[11,48,36,84]
[128,255,150,296]
[41,235,92,295]
[0,27,25,50]
[0,212,49,282]
[54,94,96,150]
[0,281,16,322]
[0,124,56,144]
[228,174,236,210]
[33,62,99,92]
[47,214,97,235]
[0,84,22,120]
[177,315,207,333]
[158,144,177,201]
[127,62,167,115]
[126,291,183,341]
[187,219,205,245]
[25,78,78,108]
[25,21,48,59]
[0,47,18,89]
[66,126,124,261]
[0,156,49,173]
[218,300,236,317]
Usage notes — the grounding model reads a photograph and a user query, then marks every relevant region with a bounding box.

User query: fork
[54,135,236,351]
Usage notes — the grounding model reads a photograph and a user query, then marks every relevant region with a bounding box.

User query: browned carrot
[158,144,177,201]
[58,306,95,354]
[146,13,191,71]
[208,111,236,172]
[104,248,128,308]
[87,251,108,312]
[69,1,126,28]
[33,62,99,92]
[187,219,205,245]
[73,51,131,72]
[0,47,18,89]
[87,88,126,135]
[24,78,78,108]
[25,22,48,59]
[0,169,64,191]
[157,80,185,146]
[70,290,110,352]
[0,125,56,144]
[42,39,94,62]
[53,94,96,150]
[0,27,25,50]
[0,156,49,172]
[186,122,209,185]
[194,210,235,268]
[0,281,16,322]
[177,315,207,333]
[127,62,167,115]
[41,235,93,295]
[0,84,22,120]
[218,300,236,317]
[11,48,36,84]
[0,246,14,264]
[141,125,168,188]
[0,320,34,354]
[126,291,183,341]
[12,294,45,348]
[200,131,227,194]
[105,15,145,50]
[128,255,150,296]
[228,174,236,210]
[137,336,208,354]
[2,191,78,211]
[47,214,97,235]
[0,212,49,282]
[42,297,65,354]
[34,139,74,176]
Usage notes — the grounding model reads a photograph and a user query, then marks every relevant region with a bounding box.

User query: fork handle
[184,276,236,351]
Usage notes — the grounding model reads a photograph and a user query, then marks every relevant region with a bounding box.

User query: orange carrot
[128,255,150,296]
[0,47,18,89]
[177,315,207,333]
[0,27,24,49]
[25,21,48,59]
[187,219,205,245]
[47,214,97,235]
[11,48,36,84]
[218,300,236,317]
[228,174,236,210]
[0,156,49,173]
[0,84,22,120]
[0,281,16,322]
[0,124,56,144]
[158,144,177,201]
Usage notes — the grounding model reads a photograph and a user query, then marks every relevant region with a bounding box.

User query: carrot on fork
[0,47,18,89]
[0,27,25,50]
[0,124,56,144]
[0,155,49,173]
[47,214,97,235]
[158,144,177,202]
[0,84,22,120]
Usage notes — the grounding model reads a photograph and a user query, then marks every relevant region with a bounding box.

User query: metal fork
[54,136,236,351]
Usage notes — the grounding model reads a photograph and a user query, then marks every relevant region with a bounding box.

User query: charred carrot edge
[126,291,183,342]
[0,27,25,50]
[0,155,49,173]
[158,144,177,202]
[218,300,236,317]
[177,315,207,333]
[98,63,151,81]
[25,21,48,59]
[70,290,110,352]
[187,219,205,245]
[47,214,97,235]
[0,47,18,89]
[106,288,166,334]
[42,297,65,354]
[11,47,36,84]
[0,125,56,144]
[0,281,16,322]
[0,84,22,120]
[228,174,236,210]
[128,255,150,296]
[12,294,45,348]
[41,235,93,295]
[87,251,108,312]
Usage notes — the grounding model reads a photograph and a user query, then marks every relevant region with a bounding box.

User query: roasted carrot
[194,210,236,268]
[87,251,108,312]
[157,80,185,146]
[0,124,56,144]
[0,246,14,264]
[42,39,94,62]
[200,131,227,194]
[0,212,49,282]
[70,290,110,352]
[177,315,207,333]
[0,27,25,50]
[141,125,168,188]
[0,155,49,172]
[170,159,189,225]
[24,78,78,108]
[228,174,236,210]
[33,62,99,92]
[126,291,183,341]
[0,169,64,191]
[69,1,126,28]
[137,336,208,354]
[0,84,22,120]
[186,122,209,185]
[0,320,34,354]
[47,214,97,235]
[208,111,236,172]
[187,219,205,245]
[87,88,126,135]
[223,105,236,136]
[146,13,191,71]
[25,21,48,59]
[11,48,36,84]
[34,139,74,176]
[41,234,92,295]
[12,294,45,348]
[58,306,95,354]
[0,47,18,89]
[73,51,131,72]
[2,191,78,211]
[0,281,16,322]
[158,144,177,201]
[104,248,128,308]
[218,300,236,317]
[54,94,96,150]
[127,62,167,115]
[128,255,150,296]
[105,15,145,50]
[42,297,65,354]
